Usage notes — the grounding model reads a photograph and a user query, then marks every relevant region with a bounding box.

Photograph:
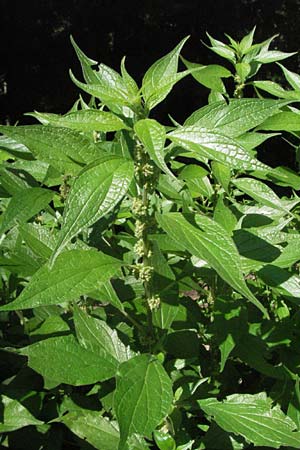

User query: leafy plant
[1,28,300,450]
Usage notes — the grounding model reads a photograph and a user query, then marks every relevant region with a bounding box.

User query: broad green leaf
[28,110,130,132]
[181,58,231,92]
[0,395,43,432]
[0,249,121,310]
[21,334,117,386]
[114,354,173,449]
[142,37,189,110]
[168,126,269,172]
[253,81,300,100]
[157,213,267,316]
[213,195,237,234]
[0,135,32,159]
[278,63,300,91]
[235,131,279,150]
[19,223,56,260]
[153,430,176,450]
[273,239,300,268]
[0,187,54,235]
[0,125,101,174]
[185,98,289,137]
[254,50,297,64]
[74,306,131,363]
[233,178,292,213]
[52,156,134,261]
[62,410,120,450]
[199,393,300,448]
[259,111,300,131]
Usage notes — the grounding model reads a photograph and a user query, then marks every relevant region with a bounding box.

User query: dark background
[1,0,300,168]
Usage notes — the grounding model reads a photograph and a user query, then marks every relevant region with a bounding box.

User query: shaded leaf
[0,249,121,310]
[114,354,173,449]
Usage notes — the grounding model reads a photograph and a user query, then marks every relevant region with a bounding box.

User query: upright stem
[132,137,157,343]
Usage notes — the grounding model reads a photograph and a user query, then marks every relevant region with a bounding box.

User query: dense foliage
[1,28,300,449]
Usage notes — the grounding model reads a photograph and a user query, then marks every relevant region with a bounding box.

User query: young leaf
[74,306,131,363]
[157,213,267,316]
[199,393,300,448]
[168,126,269,172]
[278,62,300,91]
[0,187,54,235]
[239,26,256,54]
[21,334,118,386]
[0,395,43,432]
[142,36,189,110]
[28,109,131,132]
[70,35,99,84]
[0,125,101,175]
[114,354,173,449]
[70,67,133,111]
[52,156,134,261]
[62,410,120,450]
[0,249,122,310]
[181,58,231,93]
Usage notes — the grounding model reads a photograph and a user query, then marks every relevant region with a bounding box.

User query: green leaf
[181,58,231,93]
[142,37,189,110]
[52,156,134,261]
[0,125,101,175]
[185,98,289,137]
[21,334,117,386]
[157,213,267,316]
[278,63,300,91]
[62,410,120,450]
[168,126,269,172]
[0,395,43,432]
[70,35,99,84]
[235,62,250,82]
[211,161,231,193]
[257,265,300,302]
[134,119,180,189]
[239,26,256,54]
[259,111,300,131]
[28,110,130,132]
[90,280,125,311]
[0,166,31,195]
[232,177,292,213]
[254,50,297,64]
[199,392,300,448]
[74,306,131,363]
[0,187,54,235]
[0,249,121,310]
[253,81,300,100]
[70,67,134,111]
[114,354,173,449]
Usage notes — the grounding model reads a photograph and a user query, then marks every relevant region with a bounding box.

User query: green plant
[1,29,300,450]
